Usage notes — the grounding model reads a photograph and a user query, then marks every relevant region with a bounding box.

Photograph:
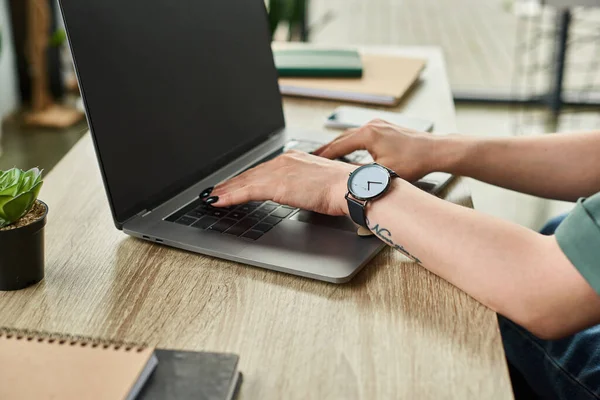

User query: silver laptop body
[58,0,451,283]
[123,131,387,283]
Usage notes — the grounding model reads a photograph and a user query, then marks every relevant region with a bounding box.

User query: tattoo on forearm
[366,218,422,264]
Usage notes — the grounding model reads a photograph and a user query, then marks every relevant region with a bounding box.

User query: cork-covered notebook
[278,54,426,106]
[0,328,157,400]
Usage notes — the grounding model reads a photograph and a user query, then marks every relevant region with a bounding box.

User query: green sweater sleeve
[555,191,600,295]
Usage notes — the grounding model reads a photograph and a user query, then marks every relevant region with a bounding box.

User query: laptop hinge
[120,208,150,229]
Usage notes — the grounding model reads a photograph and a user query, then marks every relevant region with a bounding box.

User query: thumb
[319,130,369,160]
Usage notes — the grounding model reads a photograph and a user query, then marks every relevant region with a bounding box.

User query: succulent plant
[0,168,44,228]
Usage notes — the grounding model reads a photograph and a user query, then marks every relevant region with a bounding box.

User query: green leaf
[0,199,11,222]
[0,170,7,186]
[28,181,43,205]
[0,182,19,196]
[7,168,20,182]
[0,168,21,194]
[16,176,30,194]
[0,195,17,222]
[17,168,42,194]
[3,192,35,222]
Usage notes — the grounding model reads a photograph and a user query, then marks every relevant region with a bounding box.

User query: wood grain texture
[0,47,513,399]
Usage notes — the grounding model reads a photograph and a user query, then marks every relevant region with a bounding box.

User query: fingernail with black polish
[204,196,219,205]
[199,186,214,198]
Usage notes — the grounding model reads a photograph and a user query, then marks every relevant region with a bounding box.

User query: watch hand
[367,181,383,191]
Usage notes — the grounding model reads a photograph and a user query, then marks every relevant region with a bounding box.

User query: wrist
[431,134,476,176]
[334,167,355,217]
[345,172,408,226]
[364,178,406,223]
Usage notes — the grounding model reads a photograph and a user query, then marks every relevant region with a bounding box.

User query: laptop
[58,0,452,283]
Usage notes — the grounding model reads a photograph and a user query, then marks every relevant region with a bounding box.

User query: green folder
[273,49,363,78]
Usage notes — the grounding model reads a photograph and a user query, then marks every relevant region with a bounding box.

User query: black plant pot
[0,201,48,291]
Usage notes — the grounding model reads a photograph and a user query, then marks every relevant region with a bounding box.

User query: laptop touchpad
[290,210,357,233]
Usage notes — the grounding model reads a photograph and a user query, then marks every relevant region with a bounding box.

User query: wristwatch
[346,163,398,228]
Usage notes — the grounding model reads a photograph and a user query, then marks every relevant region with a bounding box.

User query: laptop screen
[59,0,285,226]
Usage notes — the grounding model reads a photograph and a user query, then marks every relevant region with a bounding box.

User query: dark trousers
[499,214,600,399]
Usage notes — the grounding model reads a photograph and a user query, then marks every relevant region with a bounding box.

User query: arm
[437,131,600,201]
[208,151,600,340]
[315,120,600,202]
[366,179,600,340]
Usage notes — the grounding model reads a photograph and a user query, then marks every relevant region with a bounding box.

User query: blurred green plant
[0,168,44,228]
[49,28,67,48]
[0,26,64,55]
[267,0,307,40]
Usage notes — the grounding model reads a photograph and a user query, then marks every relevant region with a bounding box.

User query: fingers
[211,185,268,207]
[213,158,270,192]
[205,151,354,213]
[314,119,389,156]
[209,150,332,208]
[318,130,369,160]
[213,174,248,195]
[211,176,267,207]
[211,175,248,199]
[313,128,357,156]
[210,156,284,207]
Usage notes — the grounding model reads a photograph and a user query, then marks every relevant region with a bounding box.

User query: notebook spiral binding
[0,327,147,352]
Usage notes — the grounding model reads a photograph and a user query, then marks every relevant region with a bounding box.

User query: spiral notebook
[0,328,242,400]
[0,328,157,400]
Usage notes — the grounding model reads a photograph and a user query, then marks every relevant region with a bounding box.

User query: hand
[314,119,438,182]
[209,150,356,215]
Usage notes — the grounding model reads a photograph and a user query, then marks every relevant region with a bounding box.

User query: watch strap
[346,163,399,229]
[380,164,399,178]
[346,194,368,228]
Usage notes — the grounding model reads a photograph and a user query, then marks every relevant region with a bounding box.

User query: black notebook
[138,349,242,400]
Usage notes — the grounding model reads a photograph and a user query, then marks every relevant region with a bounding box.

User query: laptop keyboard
[165,140,369,241]
[166,198,298,241]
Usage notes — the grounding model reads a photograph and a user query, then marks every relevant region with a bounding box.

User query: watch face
[348,164,391,200]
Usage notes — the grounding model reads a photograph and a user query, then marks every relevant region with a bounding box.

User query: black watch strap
[346,194,368,228]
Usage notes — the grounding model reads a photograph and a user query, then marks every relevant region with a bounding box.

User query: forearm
[434,131,600,201]
[366,180,600,339]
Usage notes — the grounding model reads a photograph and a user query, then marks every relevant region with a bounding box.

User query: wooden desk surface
[0,46,512,399]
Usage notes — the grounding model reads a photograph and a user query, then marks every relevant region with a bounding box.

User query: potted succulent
[0,168,47,291]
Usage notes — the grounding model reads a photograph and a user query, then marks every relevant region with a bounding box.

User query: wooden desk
[0,47,513,399]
